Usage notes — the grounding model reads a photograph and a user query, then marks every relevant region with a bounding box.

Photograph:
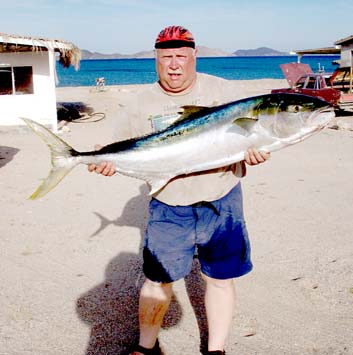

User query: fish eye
[288,105,301,113]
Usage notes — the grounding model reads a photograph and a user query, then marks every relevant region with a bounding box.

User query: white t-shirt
[114,73,246,206]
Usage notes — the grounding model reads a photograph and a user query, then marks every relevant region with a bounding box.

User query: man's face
[155,47,197,94]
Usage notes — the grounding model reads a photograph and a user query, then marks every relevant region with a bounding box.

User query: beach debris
[328,115,353,131]
[21,93,334,199]
[56,102,105,123]
[291,276,303,281]
[70,112,106,123]
[335,117,353,131]
[57,102,82,121]
[241,318,257,337]
[242,331,256,337]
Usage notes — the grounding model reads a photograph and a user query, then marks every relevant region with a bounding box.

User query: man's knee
[141,278,173,299]
[144,278,173,288]
[201,273,234,289]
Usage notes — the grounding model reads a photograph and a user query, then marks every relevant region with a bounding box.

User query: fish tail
[21,118,79,199]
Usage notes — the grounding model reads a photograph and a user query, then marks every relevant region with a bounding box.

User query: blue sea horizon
[56,55,340,87]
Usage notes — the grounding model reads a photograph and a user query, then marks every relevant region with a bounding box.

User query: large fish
[22,93,334,199]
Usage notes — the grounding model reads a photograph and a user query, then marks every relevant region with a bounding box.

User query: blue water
[56,55,340,87]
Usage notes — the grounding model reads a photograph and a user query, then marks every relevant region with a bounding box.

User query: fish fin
[233,117,258,131]
[148,177,172,195]
[29,165,76,200]
[20,118,79,199]
[176,105,213,122]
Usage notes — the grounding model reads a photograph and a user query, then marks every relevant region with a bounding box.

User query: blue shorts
[143,183,252,282]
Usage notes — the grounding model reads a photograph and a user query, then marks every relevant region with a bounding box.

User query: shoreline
[55,78,289,101]
[56,78,288,88]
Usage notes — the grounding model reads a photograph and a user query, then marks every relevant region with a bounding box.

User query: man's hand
[244,148,270,166]
[87,144,116,176]
[88,161,116,176]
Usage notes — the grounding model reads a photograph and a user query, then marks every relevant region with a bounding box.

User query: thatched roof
[0,32,81,69]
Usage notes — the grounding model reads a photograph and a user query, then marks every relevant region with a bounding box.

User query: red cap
[155,25,195,49]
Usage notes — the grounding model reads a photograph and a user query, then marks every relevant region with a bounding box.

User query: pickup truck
[271,63,353,113]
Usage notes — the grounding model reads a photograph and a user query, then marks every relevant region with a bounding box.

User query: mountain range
[81,46,289,59]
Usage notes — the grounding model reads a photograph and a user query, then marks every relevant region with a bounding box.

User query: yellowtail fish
[22,93,334,199]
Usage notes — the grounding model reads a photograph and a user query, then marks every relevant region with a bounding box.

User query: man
[89,25,270,355]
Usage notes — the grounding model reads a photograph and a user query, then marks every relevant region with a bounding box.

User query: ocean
[56,55,340,87]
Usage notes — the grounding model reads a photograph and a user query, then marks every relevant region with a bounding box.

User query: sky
[1,0,352,54]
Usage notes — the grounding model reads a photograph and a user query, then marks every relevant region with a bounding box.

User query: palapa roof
[335,35,353,46]
[293,34,353,56]
[0,32,81,69]
[292,46,341,56]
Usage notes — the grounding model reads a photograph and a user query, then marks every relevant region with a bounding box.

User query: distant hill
[80,49,145,59]
[81,46,232,59]
[196,46,232,57]
[81,46,288,60]
[233,47,289,56]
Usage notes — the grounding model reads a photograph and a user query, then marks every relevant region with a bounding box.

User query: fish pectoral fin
[233,117,258,131]
[147,176,173,195]
[226,117,258,136]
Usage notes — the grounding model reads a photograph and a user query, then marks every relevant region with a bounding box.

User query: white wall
[340,44,353,67]
[0,50,57,129]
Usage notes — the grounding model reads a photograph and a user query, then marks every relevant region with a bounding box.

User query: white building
[293,34,353,69]
[0,33,80,131]
[334,35,353,68]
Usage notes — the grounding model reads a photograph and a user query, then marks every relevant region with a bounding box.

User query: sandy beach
[1,79,353,355]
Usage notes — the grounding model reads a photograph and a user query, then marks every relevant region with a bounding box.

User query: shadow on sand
[76,184,209,354]
[0,146,19,168]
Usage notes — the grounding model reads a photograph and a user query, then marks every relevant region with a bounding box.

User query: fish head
[251,93,334,141]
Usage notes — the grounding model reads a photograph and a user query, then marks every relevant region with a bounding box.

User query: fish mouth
[260,104,335,145]
[316,106,334,115]
[286,105,335,145]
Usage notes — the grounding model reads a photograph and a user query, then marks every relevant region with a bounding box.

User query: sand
[1,79,352,355]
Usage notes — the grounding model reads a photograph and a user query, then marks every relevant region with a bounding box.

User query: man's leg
[131,278,173,354]
[202,274,235,352]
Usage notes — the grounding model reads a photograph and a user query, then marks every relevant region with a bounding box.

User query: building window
[0,67,13,95]
[0,66,34,95]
